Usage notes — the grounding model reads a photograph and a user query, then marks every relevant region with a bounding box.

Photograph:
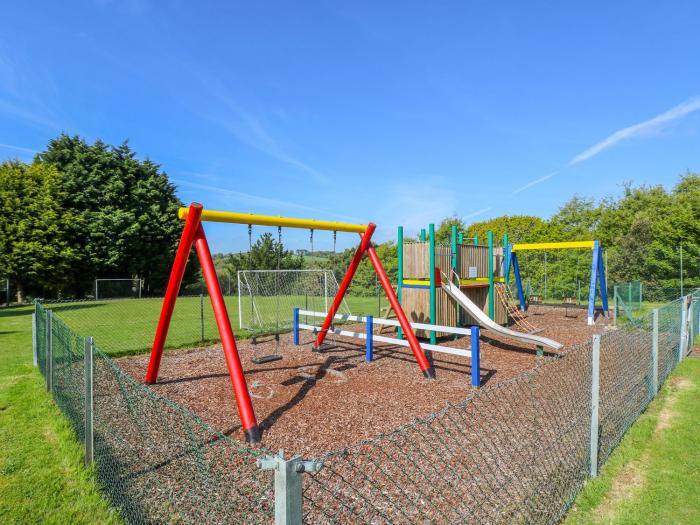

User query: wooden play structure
[397,224,509,342]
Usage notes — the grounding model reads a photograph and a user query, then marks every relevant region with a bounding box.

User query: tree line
[2,133,696,303]
[0,135,186,301]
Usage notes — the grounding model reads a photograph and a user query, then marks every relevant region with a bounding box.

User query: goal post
[94,278,143,300]
[237,269,351,334]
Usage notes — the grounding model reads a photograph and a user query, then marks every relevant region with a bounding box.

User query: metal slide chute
[441,280,563,350]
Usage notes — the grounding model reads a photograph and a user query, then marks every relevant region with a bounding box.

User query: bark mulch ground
[118,305,611,456]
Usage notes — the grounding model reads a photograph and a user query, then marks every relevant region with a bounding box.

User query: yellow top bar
[511,241,595,251]
[178,207,368,233]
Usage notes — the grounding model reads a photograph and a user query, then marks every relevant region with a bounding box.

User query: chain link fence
[33,288,698,524]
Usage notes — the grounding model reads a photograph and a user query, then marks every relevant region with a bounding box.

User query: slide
[442,280,563,350]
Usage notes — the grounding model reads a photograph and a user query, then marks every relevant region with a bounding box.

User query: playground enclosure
[26,201,693,524]
[32,288,699,524]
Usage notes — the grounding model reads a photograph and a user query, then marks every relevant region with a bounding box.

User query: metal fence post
[589,334,601,477]
[32,312,38,367]
[84,336,95,465]
[200,293,205,341]
[613,287,618,326]
[258,451,323,525]
[46,310,53,392]
[651,309,659,396]
[679,295,688,363]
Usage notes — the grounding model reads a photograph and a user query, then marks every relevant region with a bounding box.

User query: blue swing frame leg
[470,326,481,387]
[510,251,527,312]
[366,315,374,362]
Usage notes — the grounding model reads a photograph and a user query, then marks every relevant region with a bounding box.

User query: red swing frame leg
[146,202,260,442]
[366,245,435,378]
[314,224,376,350]
[314,223,435,378]
[146,203,203,384]
[194,224,260,442]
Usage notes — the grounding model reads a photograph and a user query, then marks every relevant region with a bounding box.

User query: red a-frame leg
[146,202,260,442]
[314,223,435,378]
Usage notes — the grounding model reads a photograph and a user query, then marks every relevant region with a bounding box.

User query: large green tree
[0,161,78,301]
[36,135,185,295]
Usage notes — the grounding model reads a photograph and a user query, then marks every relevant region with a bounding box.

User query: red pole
[314,223,376,350]
[145,203,203,384]
[367,245,435,378]
[194,224,260,442]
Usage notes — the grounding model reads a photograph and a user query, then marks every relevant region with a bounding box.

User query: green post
[458,232,464,245]
[429,223,437,344]
[397,225,404,339]
[503,233,509,285]
[488,230,494,320]
[474,235,479,246]
[451,224,459,326]
[420,228,426,242]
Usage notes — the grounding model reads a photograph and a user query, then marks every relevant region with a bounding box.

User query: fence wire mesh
[33,287,697,524]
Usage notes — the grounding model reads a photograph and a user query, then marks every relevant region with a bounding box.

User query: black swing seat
[251,333,283,364]
[252,354,282,364]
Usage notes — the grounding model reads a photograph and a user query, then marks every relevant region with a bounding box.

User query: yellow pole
[178,207,368,233]
[511,241,595,251]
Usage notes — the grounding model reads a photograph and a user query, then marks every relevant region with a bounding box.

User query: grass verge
[564,355,700,525]
[0,305,120,524]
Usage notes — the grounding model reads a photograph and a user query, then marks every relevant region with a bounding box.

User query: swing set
[145,203,435,443]
[506,240,610,325]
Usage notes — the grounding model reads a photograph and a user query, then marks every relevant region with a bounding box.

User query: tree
[35,135,186,294]
[0,161,78,301]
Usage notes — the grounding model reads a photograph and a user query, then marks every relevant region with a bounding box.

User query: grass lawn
[0,305,120,524]
[564,355,700,525]
[48,294,389,357]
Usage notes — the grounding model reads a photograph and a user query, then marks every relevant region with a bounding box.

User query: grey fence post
[84,336,95,465]
[679,296,688,363]
[32,312,38,367]
[651,309,659,396]
[200,293,205,341]
[258,450,323,524]
[589,334,601,477]
[46,310,53,392]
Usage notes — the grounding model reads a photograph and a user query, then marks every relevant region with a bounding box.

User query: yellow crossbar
[511,241,595,251]
[178,208,368,233]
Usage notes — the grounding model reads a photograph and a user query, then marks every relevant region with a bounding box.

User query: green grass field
[48,294,389,357]
[564,356,700,525]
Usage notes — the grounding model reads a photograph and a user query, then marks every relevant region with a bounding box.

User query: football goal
[237,269,351,334]
[95,278,143,299]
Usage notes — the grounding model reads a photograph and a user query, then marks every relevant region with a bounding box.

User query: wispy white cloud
[0,143,37,155]
[172,178,358,221]
[570,96,700,165]
[463,206,492,219]
[194,82,329,183]
[511,171,558,195]
[0,98,61,131]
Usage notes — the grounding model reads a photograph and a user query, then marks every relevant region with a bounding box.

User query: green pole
[503,232,509,285]
[488,230,494,320]
[397,225,404,340]
[474,234,479,246]
[458,232,464,245]
[420,228,426,242]
[429,223,436,344]
[451,224,459,327]
[451,224,458,273]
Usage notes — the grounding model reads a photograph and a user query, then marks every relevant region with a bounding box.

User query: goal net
[95,278,143,300]
[237,270,351,334]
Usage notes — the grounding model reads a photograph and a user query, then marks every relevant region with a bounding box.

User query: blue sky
[2,1,700,253]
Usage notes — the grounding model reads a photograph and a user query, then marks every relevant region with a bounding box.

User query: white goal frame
[237,269,350,333]
[95,278,144,300]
